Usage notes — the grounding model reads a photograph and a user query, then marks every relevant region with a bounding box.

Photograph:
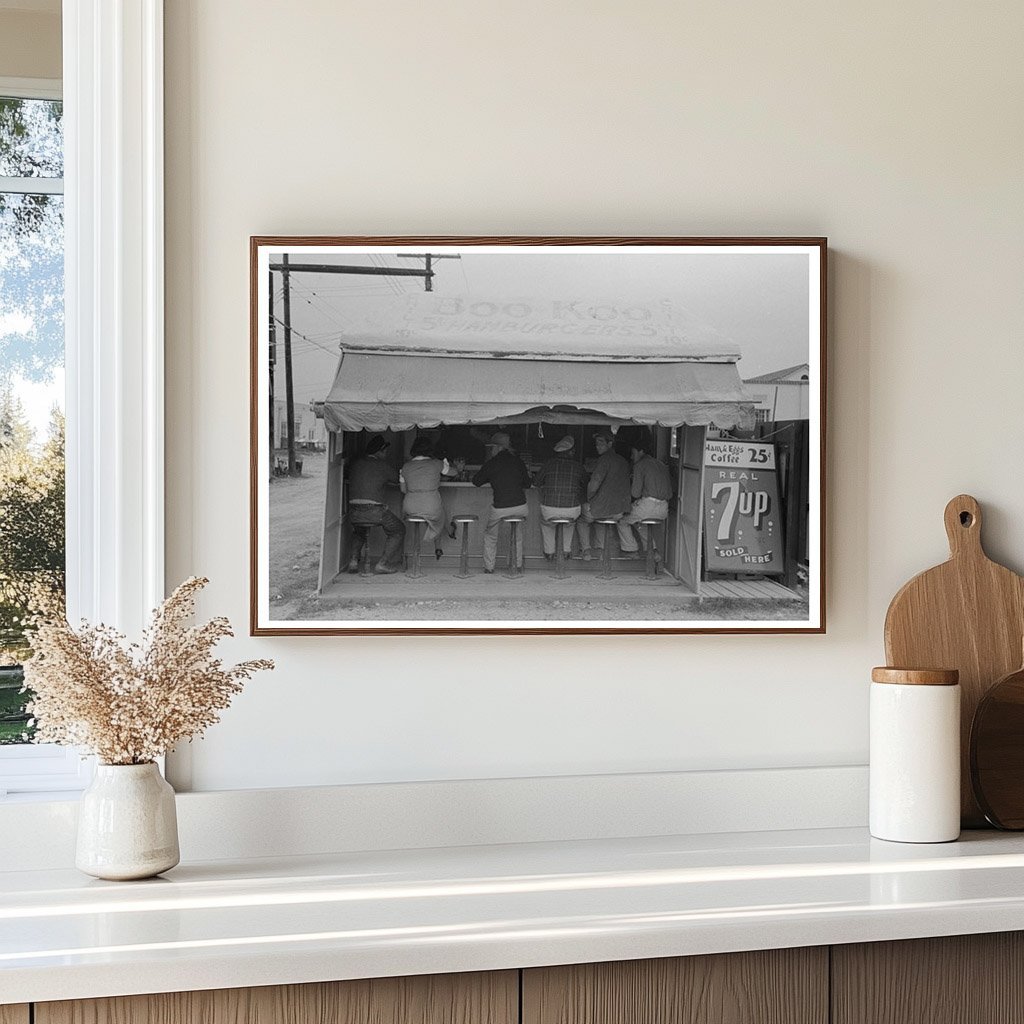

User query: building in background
[739,363,812,576]
[744,363,810,424]
[273,400,327,452]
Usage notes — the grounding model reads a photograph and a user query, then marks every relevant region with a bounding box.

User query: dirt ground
[268,450,328,610]
[267,458,810,623]
[283,591,808,622]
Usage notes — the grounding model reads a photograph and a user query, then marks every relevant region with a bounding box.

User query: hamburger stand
[313,293,795,596]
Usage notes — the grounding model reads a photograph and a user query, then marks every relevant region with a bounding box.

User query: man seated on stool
[534,435,585,563]
[472,432,531,574]
[576,430,632,560]
[619,441,672,558]
[347,435,405,574]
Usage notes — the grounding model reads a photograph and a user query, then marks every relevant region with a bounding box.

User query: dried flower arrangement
[23,577,273,765]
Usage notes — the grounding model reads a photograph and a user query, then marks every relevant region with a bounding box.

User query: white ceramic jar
[870,667,960,843]
[76,762,180,880]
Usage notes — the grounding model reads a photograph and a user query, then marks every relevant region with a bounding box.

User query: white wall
[164,1,1024,791]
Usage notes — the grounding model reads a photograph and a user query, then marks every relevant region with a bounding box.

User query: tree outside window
[0,93,65,744]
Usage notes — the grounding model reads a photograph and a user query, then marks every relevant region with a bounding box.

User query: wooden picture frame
[250,237,826,635]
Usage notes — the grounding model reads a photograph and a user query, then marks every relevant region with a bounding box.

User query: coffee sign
[703,439,784,574]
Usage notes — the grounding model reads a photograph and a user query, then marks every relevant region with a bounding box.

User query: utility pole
[268,262,431,279]
[392,253,461,291]
[281,253,298,476]
[268,254,463,477]
[267,255,461,294]
[268,269,276,469]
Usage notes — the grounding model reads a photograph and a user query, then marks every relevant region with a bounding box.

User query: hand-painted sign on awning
[703,439,784,575]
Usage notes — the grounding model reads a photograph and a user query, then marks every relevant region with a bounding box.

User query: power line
[289,277,351,332]
[371,253,404,297]
[268,314,339,357]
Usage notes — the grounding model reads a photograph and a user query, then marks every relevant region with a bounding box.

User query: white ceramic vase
[76,762,180,880]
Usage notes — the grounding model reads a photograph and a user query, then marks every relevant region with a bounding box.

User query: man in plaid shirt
[534,435,586,561]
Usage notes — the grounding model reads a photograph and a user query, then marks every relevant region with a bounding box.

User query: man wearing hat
[576,430,633,559]
[346,434,405,574]
[471,432,532,573]
[533,435,586,562]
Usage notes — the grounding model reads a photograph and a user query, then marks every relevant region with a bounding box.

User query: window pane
[0,185,65,745]
[0,98,63,179]
[0,664,29,743]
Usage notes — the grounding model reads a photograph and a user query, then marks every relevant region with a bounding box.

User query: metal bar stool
[639,518,663,580]
[595,518,620,580]
[452,514,478,578]
[357,535,371,577]
[548,518,576,580]
[404,516,429,578]
[501,516,527,579]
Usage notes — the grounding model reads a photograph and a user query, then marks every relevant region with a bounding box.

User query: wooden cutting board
[884,494,1024,827]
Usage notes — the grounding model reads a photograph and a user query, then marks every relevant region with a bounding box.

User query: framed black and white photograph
[250,237,826,635]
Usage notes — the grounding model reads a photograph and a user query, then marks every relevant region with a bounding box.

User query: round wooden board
[971,664,1024,829]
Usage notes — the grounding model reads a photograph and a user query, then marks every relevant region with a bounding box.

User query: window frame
[0,74,81,796]
[0,76,61,101]
[0,0,165,799]
[0,75,63,194]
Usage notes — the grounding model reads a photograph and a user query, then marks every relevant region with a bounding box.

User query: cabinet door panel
[833,932,1024,1024]
[37,971,517,1024]
[523,949,827,1024]
[0,1007,29,1024]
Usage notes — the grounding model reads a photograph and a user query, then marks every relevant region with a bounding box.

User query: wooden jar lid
[871,667,960,686]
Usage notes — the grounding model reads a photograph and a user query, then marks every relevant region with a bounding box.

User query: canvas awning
[318,293,755,431]
[323,351,754,432]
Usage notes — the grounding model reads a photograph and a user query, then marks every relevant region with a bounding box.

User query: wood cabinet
[35,972,517,1024]
[832,932,1024,1024]
[522,949,828,1024]
[16,933,1024,1024]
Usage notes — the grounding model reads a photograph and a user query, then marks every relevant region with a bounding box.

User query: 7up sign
[702,439,784,575]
